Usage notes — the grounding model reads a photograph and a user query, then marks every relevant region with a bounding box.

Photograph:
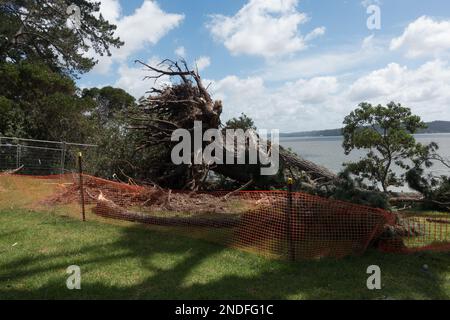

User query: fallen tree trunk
[130,59,338,190]
[93,193,240,228]
[279,147,337,181]
[213,146,337,187]
[390,196,424,204]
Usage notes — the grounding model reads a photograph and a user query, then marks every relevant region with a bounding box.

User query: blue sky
[79,0,450,132]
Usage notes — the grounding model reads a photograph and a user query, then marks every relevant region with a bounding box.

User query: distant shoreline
[280,132,450,140]
[280,121,450,138]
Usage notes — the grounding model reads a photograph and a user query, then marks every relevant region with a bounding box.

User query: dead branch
[0,165,24,175]
[223,179,254,200]
[94,193,239,228]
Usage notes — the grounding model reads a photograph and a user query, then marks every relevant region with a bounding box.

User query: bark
[93,193,239,228]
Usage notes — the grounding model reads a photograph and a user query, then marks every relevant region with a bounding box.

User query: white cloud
[114,2,183,60]
[114,64,151,99]
[90,1,184,74]
[98,0,121,23]
[175,46,186,57]
[210,75,341,131]
[390,16,450,59]
[209,59,450,132]
[113,58,450,131]
[283,77,338,104]
[114,58,171,99]
[349,63,406,101]
[304,27,326,42]
[348,60,450,115]
[195,56,211,71]
[207,0,324,58]
[261,35,385,81]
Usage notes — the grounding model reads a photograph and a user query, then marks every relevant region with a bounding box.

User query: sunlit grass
[0,208,450,300]
[1,174,450,299]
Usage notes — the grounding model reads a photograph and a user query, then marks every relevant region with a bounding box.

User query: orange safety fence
[2,173,450,260]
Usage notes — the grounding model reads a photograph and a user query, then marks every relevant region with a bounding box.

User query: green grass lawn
[1,208,450,300]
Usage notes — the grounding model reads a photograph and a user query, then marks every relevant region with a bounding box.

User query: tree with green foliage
[404,141,450,210]
[80,86,144,178]
[0,62,94,141]
[342,102,435,192]
[224,113,257,131]
[0,61,142,178]
[327,169,390,209]
[82,86,136,126]
[0,0,122,76]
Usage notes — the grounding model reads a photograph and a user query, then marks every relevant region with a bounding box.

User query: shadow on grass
[0,215,450,300]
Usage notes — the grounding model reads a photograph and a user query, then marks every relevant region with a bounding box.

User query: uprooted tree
[129,59,337,191]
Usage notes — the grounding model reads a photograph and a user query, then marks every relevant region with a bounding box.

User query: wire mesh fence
[0,136,97,175]
[1,137,449,260]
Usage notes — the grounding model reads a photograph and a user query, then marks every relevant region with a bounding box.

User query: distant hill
[280,121,450,138]
[420,121,450,133]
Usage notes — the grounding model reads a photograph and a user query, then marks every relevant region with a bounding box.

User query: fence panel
[0,136,97,175]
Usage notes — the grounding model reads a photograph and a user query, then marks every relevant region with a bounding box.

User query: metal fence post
[60,142,66,175]
[287,177,295,261]
[78,152,86,222]
[16,143,21,169]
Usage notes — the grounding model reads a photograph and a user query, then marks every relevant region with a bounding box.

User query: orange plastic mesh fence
[2,174,450,260]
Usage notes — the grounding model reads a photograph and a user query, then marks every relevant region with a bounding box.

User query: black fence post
[287,177,295,261]
[78,152,86,222]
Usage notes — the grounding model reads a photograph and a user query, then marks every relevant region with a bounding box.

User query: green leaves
[81,86,136,125]
[342,101,432,192]
[0,60,141,180]
[225,113,257,131]
[0,62,91,141]
[0,1,122,76]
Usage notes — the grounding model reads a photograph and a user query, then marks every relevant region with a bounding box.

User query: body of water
[280,133,450,191]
